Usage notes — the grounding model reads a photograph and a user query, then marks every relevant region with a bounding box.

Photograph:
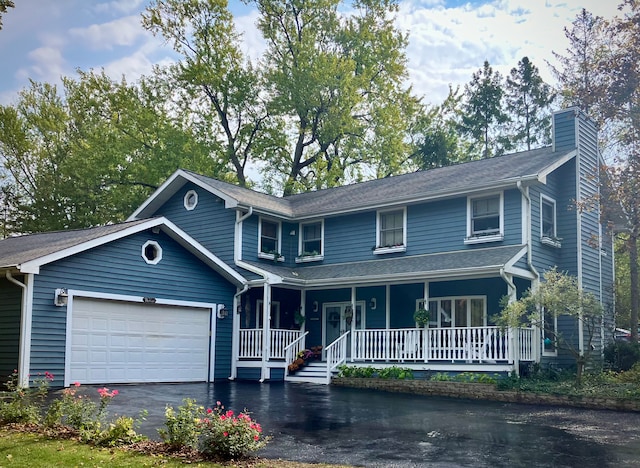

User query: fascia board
[19,218,167,274]
[235,260,283,284]
[127,170,239,221]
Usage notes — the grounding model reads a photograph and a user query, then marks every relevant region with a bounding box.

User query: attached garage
[68,297,214,384]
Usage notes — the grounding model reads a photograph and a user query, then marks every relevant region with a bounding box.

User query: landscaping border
[332,378,640,412]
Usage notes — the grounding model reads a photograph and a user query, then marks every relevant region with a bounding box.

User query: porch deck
[236,326,537,373]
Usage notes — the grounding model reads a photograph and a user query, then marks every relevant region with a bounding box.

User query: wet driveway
[103,381,640,467]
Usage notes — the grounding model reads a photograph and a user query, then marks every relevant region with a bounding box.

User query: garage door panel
[70,298,211,384]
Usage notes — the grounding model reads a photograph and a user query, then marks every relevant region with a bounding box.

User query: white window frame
[183,189,198,211]
[374,207,407,255]
[540,195,561,248]
[417,296,487,328]
[141,240,162,265]
[258,217,284,261]
[465,192,504,244]
[296,220,324,263]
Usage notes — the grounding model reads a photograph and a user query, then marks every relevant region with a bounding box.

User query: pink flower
[220,415,226,421]
[206,408,213,414]
[73,382,81,387]
[254,435,259,441]
[44,371,54,381]
[223,432,229,437]
[216,401,221,406]
[112,389,119,396]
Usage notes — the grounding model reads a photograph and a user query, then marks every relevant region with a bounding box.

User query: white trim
[63,289,218,387]
[375,207,407,251]
[128,169,238,221]
[297,219,324,260]
[18,217,245,286]
[420,295,488,328]
[183,189,199,211]
[141,240,162,265]
[258,217,282,258]
[540,194,558,239]
[466,192,504,242]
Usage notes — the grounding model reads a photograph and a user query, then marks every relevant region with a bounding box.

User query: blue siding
[553,110,577,152]
[408,198,466,254]
[324,212,376,263]
[29,230,236,386]
[357,285,386,328]
[155,183,237,265]
[390,283,424,328]
[242,215,259,260]
[0,277,22,382]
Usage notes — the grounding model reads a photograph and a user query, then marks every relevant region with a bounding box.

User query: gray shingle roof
[241,245,526,284]
[0,219,151,268]
[184,146,572,218]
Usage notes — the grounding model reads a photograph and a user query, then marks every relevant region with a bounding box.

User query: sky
[0,0,624,107]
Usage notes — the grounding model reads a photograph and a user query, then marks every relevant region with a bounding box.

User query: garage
[69,297,214,384]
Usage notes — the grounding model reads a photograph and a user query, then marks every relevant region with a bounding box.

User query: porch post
[300,289,306,334]
[501,270,519,375]
[350,286,356,362]
[260,283,271,382]
[424,281,429,363]
[230,289,241,380]
[385,285,390,329]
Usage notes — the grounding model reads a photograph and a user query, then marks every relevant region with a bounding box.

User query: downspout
[6,271,30,388]
[500,268,519,375]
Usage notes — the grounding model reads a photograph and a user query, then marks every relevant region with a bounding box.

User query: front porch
[234,325,538,384]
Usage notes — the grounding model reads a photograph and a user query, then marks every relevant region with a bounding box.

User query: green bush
[93,414,148,447]
[0,370,52,424]
[337,365,375,378]
[377,367,414,380]
[158,398,203,449]
[604,341,640,372]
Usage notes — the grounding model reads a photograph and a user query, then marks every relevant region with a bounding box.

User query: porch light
[370,298,377,310]
[217,304,229,319]
[54,288,68,307]
[312,301,319,312]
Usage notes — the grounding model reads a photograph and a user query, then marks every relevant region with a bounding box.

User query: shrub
[158,398,203,449]
[604,341,640,372]
[337,365,375,378]
[199,402,267,459]
[93,414,148,447]
[377,367,414,380]
[0,370,52,424]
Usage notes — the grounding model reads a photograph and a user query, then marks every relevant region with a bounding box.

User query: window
[297,221,324,262]
[259,218,282,260]
[141,240,162,265]
[466,193,503,243]
[375,208,406,254]
[540,196,561,247]
[543,308,557,355]
[183,189,198,211]
[418,296,486,328]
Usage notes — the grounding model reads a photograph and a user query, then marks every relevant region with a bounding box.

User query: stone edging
[331,378,640,412]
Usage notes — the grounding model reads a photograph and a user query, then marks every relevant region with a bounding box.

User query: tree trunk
[629,234,639,342]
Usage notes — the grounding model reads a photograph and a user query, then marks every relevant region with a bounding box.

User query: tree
[0,72,215,234]
[0,0,14,30]
[505,57,555,151]
[411,86,471,169]
[459,60,510,159]
[144,0,420,195]
[499,268,604,383]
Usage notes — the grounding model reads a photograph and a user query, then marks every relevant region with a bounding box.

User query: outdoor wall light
[312,301,319,312]
[54,288,68,307]
[370,298,377,310]
[217,304,229,319]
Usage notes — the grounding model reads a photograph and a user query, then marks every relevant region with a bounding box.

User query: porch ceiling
[241,244,527,286]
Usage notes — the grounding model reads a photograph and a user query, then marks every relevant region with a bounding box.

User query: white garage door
[70,298,212,384]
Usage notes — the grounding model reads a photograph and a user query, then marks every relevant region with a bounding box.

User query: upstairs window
[297,221,324,262]
[466,193,503,243]
[541,197,556,237]
[375,208,406,254]
[183,189,198,211]
[259,218,281,259]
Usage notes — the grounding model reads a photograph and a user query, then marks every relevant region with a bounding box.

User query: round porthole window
[184,189,198,211]
[142,240,162,265]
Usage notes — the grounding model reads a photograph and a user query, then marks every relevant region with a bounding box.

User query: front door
[322,302,365,358]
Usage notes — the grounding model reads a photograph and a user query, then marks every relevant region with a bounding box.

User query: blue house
[0,108,614,387]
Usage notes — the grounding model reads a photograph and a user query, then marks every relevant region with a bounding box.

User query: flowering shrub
[159,399,268,459]
[0,370,53,424]
[199,401,267,459]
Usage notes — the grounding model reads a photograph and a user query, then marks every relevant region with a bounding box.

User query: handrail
[325,331,350,384]
[284,331,309,378]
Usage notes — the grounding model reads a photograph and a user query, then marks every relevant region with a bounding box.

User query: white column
[260,284,271,382]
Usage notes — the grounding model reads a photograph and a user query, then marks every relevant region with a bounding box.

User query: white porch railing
[326,331,350,383]
[351,326,535,363]
[238,328,304,359]
[284,331,309,378]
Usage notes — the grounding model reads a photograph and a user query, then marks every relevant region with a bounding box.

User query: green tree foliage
[411,86,471,169]
[0,72,215,234]
[0,0,14,30]
[505,57,555,151]
[459,60,510,159]
[498,268,604,383]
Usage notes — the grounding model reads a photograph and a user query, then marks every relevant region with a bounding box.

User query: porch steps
[285,361,333,385]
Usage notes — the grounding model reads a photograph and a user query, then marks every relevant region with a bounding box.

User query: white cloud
[22,47,67,84]
[235,10,266,63]
[69,15,146,50]
[93,0,147,15]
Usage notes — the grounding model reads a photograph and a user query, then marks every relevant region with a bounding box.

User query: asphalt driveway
[100,381,640,467]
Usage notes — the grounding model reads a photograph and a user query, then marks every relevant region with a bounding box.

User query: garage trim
[64,289,217,387]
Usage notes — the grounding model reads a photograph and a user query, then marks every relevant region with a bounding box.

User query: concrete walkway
[101,381,640,467]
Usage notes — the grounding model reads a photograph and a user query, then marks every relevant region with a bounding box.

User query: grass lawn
[0,429,345,468]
